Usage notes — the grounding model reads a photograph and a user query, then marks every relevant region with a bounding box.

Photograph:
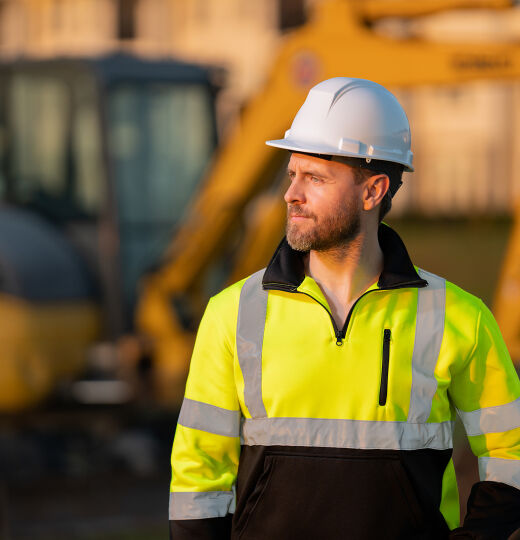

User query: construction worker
[168,77,520,539]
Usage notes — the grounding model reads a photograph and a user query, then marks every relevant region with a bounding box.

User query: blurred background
[1,0,520,538]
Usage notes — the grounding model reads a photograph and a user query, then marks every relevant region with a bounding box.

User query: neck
[304,223,383,322]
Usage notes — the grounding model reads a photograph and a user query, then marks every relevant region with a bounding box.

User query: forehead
[288,153,353,177]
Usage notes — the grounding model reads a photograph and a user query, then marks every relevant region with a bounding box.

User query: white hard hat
[266,77,414,172]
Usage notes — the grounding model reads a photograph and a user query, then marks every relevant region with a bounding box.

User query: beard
[286,199,361,252]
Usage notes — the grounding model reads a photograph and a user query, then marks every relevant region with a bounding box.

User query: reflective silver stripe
[407,269,446,423]
[236,269,268,418]
[242,417,453,450]
[178,398,241,437]
[169,490,235,520]
[478,456,520,490]
[458,397,520,436]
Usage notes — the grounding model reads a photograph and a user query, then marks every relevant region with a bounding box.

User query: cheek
[310,187,336,213]
[330,190,361,218]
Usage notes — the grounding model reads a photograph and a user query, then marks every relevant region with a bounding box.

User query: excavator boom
[358,0,514,19]
[137,0,520,400]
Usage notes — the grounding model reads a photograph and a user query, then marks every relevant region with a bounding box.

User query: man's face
[284,153,364,252]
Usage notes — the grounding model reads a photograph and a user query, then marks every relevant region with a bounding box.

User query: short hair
[342,158,404,222]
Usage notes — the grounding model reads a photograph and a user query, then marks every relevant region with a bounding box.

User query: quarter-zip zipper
[263,281,424,346]
[263,282,343,344]
[379,329,391,406]
[262,283,379,345]
[298,292,344,345]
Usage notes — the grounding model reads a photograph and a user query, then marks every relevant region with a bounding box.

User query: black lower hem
[232,445,452,540]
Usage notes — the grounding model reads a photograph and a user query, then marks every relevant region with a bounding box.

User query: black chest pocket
[379,328,391,406]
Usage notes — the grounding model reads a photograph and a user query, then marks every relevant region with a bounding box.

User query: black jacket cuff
[449,481,520,539]
[169,515,232,539]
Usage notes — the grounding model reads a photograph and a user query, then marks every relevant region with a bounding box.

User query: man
[169,78,520,539]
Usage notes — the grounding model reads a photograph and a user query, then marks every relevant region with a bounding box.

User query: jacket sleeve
[169,297,240,539]
[448,300,520,539]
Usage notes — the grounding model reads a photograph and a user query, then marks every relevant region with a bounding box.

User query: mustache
[287,205,315,219]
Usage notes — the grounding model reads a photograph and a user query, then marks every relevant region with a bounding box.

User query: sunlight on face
[285,154,362,252]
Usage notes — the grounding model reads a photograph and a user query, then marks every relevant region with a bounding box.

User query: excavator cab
[0,54,220,409]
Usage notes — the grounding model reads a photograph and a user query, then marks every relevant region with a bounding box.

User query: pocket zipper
[379,329,391,406]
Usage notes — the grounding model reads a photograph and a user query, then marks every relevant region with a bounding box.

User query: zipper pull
[335,332,344,346]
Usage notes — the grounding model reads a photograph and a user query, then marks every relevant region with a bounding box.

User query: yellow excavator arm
[494,204,520,361]
[137,0,520,402]
[359,0,513,19]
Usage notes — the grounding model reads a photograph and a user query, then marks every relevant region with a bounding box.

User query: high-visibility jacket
[169,224,520,539]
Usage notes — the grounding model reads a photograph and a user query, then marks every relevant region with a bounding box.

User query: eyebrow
[286,166,328,178]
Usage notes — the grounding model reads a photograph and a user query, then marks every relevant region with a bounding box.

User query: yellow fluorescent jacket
[169,224,520,539]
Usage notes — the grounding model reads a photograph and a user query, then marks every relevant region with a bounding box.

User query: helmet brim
[266,138,414,173]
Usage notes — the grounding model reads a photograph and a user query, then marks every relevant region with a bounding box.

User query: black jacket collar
[262,223,427,291]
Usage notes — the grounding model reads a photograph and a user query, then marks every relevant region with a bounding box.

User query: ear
[362,174,389,211]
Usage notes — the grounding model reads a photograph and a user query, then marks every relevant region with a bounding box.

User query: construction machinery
[137,0,520,404]
[0,53,221,410]
[2,0,520,411]
[495,205,520,360]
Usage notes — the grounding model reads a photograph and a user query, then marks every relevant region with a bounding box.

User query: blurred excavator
[0,53,222,410]
[2,0,520,412]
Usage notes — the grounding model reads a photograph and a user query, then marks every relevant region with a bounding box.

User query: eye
[310,176,322,184]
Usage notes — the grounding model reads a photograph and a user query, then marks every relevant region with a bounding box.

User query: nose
[284,175,306,205]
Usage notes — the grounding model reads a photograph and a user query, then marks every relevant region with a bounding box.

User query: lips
[287,205,314,220]
[288,210,313,219]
